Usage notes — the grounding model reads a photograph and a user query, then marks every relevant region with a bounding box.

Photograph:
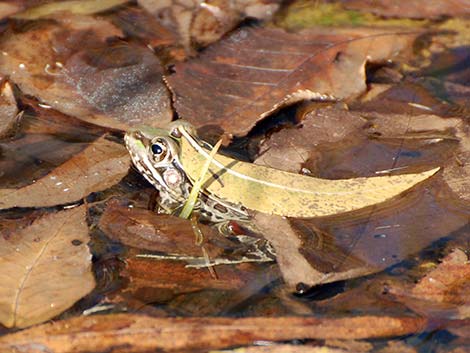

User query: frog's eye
[150,139,168,161]
[151,143,164,155]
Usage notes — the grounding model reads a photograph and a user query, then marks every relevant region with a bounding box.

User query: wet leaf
[138,0,281,50]
[0,136,130,209]
[178,125,439,218]
[391,248,470,319]
[341,0,470,20]
[99,199,269,261]
[0,81,18,138]
[0,313,427,352]
[0,2,20,20]
[0,205,94,328]
[12,0,130,20]
[212,345,350,353]
[166,26,418,136]
[0,17,172,129]
[256,106,367,172]
[121,256,266,297]
[110,6,177,49]
[250,108,468,287]
[253,213,374,287]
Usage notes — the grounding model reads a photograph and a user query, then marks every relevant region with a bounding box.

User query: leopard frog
[124,123,250,223]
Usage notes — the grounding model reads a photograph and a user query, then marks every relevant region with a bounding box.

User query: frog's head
[124,124,187,195]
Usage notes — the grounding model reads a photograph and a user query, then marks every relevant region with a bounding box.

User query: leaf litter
[0,0,470,351]
[0,136,130,209]
[0,205,94,328]
[166,26,419,137]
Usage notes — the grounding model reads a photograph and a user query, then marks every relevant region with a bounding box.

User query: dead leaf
[12,0,130,20]
[253,213,374,287]
[0,16,172,130]
[178,124,438,218]
[212,345,350,353]
[341,0,470,19]
[138,0,281,50]
[0,313,427,352]
[391,248,470,319]
[122,256,268,298]
[0,205,95,328]
[0,2,20,19]
[0,136,130,209]
[256,106,367,172]
[0,81,18,138]
[110,6,178,49]
[99,199,272,262]
[166,26,418,137]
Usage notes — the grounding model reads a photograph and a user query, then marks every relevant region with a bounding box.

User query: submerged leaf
[0,313,426,352]
[0,17,172,130]
[0,136,130,209]
[0,206,94,328]
[178,126,439,218]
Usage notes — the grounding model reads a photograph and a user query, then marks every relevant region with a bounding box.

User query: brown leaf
[110,6,178,48]
[341,0,470,19]
[250,107,469,286]
[99,199,272,262]
[253,213,374,287]
[0,81,18,138]
[0,205,95,328]
[138,0,281,50]
[0,136,130,209]
[166,26,418,137]
[0,2,20,19]
[212,345,350,353]
[0,313,427,352]
[256,106,367,173]
[122,256,264,296]
[0,16,172,130]
[391,249,470,319]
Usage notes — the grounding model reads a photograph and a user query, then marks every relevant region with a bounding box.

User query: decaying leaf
[0,16,172,130]
[256,106,367,172]
[341,0,470,19]
[0,205,94,328]
[0,2,20,19]
[390,248,470,319]
[12,0,130,20]
[99,199,271,263]
[138,0,281,49]
[0,136,130,209]
[178,125,439,218]
[0,80,18,138]
[253,213,374,287]
[166,26,419,136]
[110,6,178,49]
[0,313,427,352]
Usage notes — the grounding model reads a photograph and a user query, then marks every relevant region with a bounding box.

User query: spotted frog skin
[124,123,250,223]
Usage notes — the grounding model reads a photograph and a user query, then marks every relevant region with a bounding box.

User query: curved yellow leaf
[178,127,439,218]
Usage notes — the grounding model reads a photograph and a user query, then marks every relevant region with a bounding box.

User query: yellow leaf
[178,126,439,218]
[12,0,129,20]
